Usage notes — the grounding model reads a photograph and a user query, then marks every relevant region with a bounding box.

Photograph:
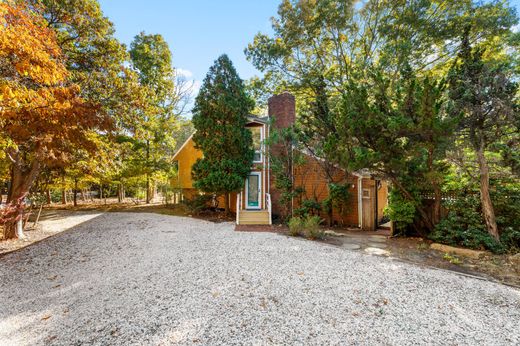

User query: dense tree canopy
[246,0,519,250]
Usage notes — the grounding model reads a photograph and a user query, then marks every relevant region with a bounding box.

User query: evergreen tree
[447,29,518,241]
[192,55,254,214]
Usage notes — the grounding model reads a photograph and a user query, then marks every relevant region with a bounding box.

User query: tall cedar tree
[447,29,518,242]
[191,55,254,214]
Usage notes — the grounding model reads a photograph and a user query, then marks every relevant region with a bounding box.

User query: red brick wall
[268,92,296,129]
[268,92,296,216]
[293,156,359,226]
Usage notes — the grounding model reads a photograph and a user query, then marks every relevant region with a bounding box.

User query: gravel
[0,212,519,345]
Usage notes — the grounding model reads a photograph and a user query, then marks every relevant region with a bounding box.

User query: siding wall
[377,181,388,221]
[174,122,267,214]
[174,137,203,189]
[291,155,360,226]
[173,130,387,226]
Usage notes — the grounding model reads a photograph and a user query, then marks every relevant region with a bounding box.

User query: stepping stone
[368,243,388,249]
[364,247,390,256]
[367,236,387,243]
[324,230,345,237]
[343,243,361,250]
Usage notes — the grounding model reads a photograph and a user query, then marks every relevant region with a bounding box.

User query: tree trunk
[100,185,103,201]
[224,193,230,215]
[117,183,122,203]
[46,189,51,205]
[73,178,78,207]
[7,167,14,202]
[428,147,442,225]
[61,174,67,204]
[327,184,333,227]
[433,184,442,224]
[146,175,150,204]
[4,156,41,239]
[476,146,500,241]
[15,217,24,239]
[146,139,151,204]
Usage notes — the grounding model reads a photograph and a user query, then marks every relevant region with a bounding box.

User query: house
[172,92,388,230]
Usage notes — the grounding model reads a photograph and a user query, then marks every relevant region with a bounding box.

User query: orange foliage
[0,1,111,238]
[0,1,109,167]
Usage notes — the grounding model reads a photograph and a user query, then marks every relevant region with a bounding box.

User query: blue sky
[99,0,520,100]
[98,0,279,92]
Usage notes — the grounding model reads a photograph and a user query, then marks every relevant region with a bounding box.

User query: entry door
[246,172,262,209]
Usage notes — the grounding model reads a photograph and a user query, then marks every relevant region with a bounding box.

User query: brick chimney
[267,92,296,219]
[268,91,295,129]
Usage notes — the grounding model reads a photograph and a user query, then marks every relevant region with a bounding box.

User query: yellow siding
[377,181,388,221]
[174,137,203,189]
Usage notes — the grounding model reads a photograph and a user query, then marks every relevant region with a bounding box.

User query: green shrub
[288,217,304,237]
[288,215,324,239]
[385,190,416,233]
[182,194,213,215]
[492,183,520,252]
[431,194,504,253]
[327,183,351,213]
[294,199,321,217]
[303,215,324,240]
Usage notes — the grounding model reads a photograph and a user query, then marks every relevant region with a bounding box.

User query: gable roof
[247,114,268,124]
[172,133,194,161]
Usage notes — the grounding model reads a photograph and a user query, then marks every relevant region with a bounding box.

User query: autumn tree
[192,55,254,214]
[24,0,147,204]
[0,2,110,238]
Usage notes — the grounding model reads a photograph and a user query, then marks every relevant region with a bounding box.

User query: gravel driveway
[1,212,519,345]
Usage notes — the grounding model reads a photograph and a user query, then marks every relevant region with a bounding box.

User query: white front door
[245,172,262,209]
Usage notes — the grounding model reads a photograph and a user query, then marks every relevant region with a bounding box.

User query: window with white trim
[250,127,263,163]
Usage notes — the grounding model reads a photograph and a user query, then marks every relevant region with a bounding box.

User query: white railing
[236,192,242,224]
[265,193,272,225]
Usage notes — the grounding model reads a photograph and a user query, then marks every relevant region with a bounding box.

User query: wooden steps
[238,210,270,225]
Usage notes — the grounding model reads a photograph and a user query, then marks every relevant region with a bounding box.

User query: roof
[172,133,194,160]
[247,114,268,124]
[300,148,384,179]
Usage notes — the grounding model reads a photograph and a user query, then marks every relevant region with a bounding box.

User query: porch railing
[266,193,272,225]
[236,191,272,225]
[236,192,242,225]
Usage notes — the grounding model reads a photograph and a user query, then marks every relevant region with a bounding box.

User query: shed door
[362,188,376,231]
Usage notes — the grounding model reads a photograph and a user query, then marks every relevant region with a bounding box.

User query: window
[250,127,263,162]
[362,189,370,199]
